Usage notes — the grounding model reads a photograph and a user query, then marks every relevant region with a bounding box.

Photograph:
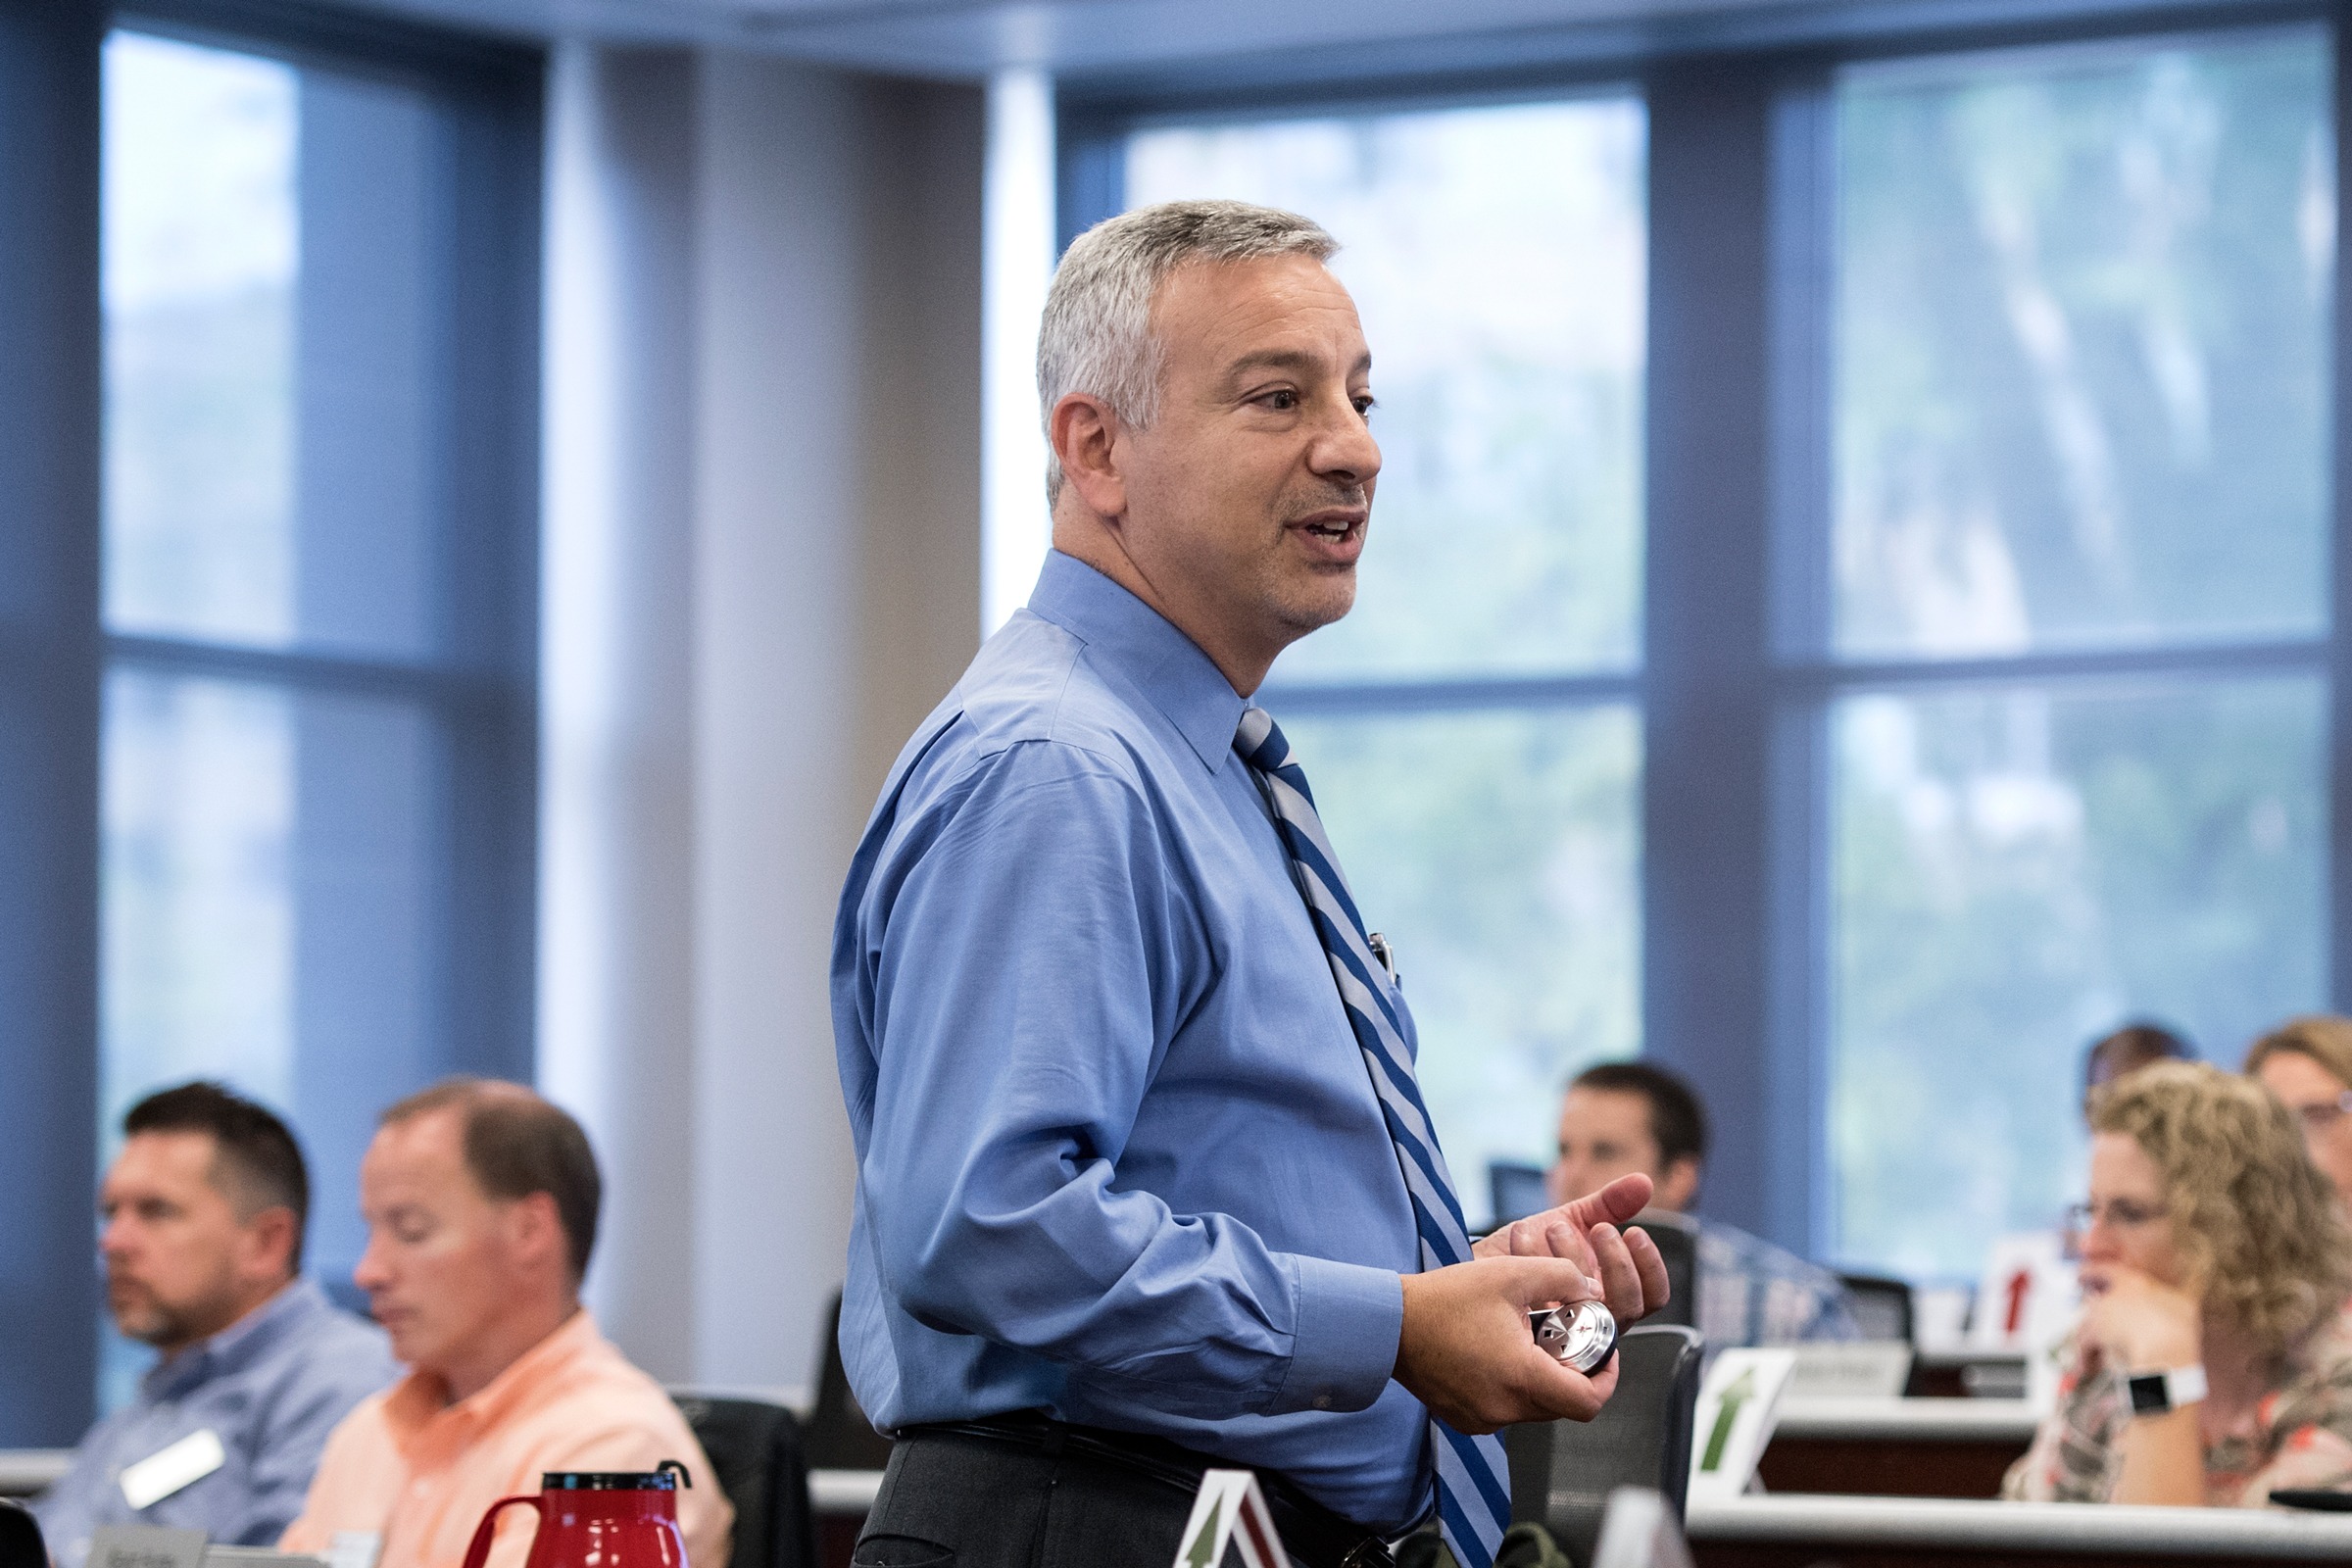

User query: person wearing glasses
[2245,1016,2352,1210]
[2004,1061,2352,1505]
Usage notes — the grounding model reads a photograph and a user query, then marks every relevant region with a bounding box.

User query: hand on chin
[2078,1263,2199,1369]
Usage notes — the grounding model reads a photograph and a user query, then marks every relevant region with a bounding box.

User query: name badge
[327,1534,384,1568]
[120,1429,226,1511]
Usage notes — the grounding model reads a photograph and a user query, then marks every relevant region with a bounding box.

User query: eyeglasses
[2289,1091,2352,1135]
[2062,1198,2170,1250]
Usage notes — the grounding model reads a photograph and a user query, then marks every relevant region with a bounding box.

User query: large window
[1803,29,2333,1275]
[1120,96,1649,1223]
[1079,18,2343,1275]
[96,18,538,1401]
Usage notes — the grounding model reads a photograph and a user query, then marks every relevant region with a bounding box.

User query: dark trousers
[852,1426,1205,1568]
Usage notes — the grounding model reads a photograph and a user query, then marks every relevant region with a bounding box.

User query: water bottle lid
[542,1460,693,1491]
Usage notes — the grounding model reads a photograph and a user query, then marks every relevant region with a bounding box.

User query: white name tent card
[1968,1233,2077,1352]
[1590,1487,1696,1568]
[1688,1348,1797,1502]
[1170,1469,1287,1568]
[120,1430,226,1512]
[1786,1342,1913,1400]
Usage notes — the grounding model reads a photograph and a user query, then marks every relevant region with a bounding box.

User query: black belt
[902,1409,1397,1568]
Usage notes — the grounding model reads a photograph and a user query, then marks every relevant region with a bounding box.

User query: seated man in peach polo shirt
[282,1080,731,1568]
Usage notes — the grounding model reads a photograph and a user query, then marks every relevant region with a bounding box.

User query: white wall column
[540,42,983,1399]
[539,41,701,1380]
[980,68,1056,638]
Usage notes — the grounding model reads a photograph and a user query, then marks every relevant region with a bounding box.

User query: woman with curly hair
[2004,1060,2352,1505]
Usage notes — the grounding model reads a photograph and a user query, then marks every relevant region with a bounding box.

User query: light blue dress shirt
[34,1278,398,1568]
[833,551,1433,1531]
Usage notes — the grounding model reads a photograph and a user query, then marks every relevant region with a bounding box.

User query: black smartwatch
[2125,1364,2207,1416]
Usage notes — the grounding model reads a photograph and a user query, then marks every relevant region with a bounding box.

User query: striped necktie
[1234,706,1513,1568]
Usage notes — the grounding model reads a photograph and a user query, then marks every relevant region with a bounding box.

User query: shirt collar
[141,1277,324,1401]
[382,1306,602,1443]
[1025,551,1248,773]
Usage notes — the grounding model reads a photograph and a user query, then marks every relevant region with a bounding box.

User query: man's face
[1110,253,1380,677]
[100,1131,266,1351]
[352,1108,525,1377]
[1547,1087,1701,1212]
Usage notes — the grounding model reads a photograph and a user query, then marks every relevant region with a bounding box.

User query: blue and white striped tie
[1234,706,1513,1568]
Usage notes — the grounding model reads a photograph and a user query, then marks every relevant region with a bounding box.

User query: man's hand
[1395,1255,1620,1434]
[1472,1172,1670,1328]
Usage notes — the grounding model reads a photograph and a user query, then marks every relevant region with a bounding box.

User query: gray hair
[1037,199,1338,506]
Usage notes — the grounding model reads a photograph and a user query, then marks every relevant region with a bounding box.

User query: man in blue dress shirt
[34,1084,397,1568]
[833,200,1668,1568]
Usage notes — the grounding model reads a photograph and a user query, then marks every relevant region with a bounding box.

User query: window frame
[1766,15,2348,1268]
[1058,0,2352,1267]
[105,0,546,1273]
[0,0,542,1444]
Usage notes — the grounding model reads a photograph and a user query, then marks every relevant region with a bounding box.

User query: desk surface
[1690,1494,2352,1559]
[0,1449,71,1496]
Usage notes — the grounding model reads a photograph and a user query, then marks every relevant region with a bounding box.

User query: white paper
[1688,1348,1797,1501]
[120,1430,226,1512]
[1911,1285,1973,1352]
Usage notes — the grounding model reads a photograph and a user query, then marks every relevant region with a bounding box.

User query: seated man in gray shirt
[1549,1061,1862,1349]
[35,1084,397,1568]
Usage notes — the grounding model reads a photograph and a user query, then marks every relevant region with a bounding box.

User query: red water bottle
[459,1462,695,1568]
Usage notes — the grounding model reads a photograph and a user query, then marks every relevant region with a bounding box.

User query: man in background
[2082,1021,2193,1123]
[35,1083,397,1568]
[281,1079,730,1568]
[1549,1061,1860,1348]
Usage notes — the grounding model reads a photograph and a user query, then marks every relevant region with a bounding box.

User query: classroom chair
[1506,1324,1704,1568]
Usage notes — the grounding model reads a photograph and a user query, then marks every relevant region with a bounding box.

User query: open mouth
[1294,512,1365,547]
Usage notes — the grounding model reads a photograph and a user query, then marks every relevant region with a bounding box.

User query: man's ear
[239,1205,301,1284]
[504,1191,568,1278]
[1657,1155,1703,1213]
[1050,391,1128,521]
